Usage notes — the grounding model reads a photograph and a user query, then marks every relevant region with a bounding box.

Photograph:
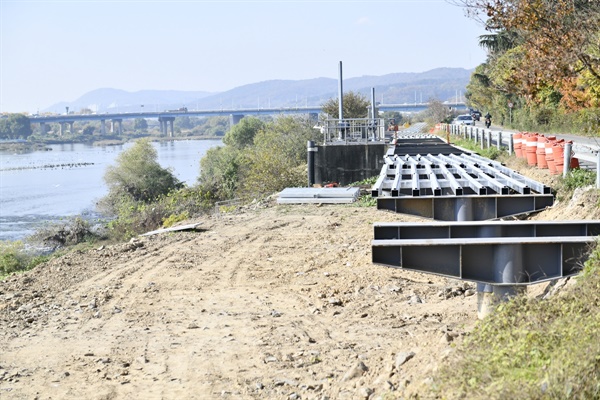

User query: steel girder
[372,221,600,285]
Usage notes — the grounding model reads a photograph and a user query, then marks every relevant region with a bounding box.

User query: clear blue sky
[1,0,488,113]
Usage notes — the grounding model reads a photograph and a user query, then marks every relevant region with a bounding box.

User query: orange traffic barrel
[536,135,548,169]
[552,141,569,175]
[513,132,523,158]
[525,133,539,166]
[545,136,559,174]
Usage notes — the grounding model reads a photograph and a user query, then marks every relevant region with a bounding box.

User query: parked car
[453,114,475,126]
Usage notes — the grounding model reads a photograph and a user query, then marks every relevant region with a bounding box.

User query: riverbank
[0,135,223,152]
[0,142,52,152]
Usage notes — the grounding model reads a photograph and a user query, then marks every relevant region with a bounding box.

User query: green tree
[0,114,32,139]
[82,125,95,135]
[240,116,320,199]
[321,91,370,119]
[0,119,9,139]
[133,118,148,132]
[101,138,181,213]
[175,116,193,131]
[381,111,403,126]
[423,98,452,124]
[192,116,229,137]
[198,145,242,200]
[223,117,265,148]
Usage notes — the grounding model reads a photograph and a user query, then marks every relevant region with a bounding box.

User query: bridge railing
[321,118,386,145]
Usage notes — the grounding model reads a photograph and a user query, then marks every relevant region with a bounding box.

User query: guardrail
[441,123,600,188]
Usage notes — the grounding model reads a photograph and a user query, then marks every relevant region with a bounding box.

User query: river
[0,139,222,241]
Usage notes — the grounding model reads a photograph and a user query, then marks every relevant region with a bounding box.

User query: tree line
[459,0,600,134]
[0,114,32,139]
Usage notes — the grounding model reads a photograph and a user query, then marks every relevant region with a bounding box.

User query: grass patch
[347,176,378,207]
[451,137,504,160]
[0,241,54,279]
[433,241,600,399]
[555,168,598,202]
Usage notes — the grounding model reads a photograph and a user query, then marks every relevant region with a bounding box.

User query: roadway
[30,102,467,124]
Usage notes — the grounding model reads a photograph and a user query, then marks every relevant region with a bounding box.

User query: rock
[300,382,323,391]
[358,387,374,399]
[464,289,476,297]
[329,298,342,306]
[388,286,402,293]
[187,323,199,329]
[395,351,415,369]
[440,332,458,344]
[341,361,368,382]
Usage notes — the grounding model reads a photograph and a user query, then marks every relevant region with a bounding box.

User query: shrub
[0,243,24,275]
[239,116,320,200]
[101,138,182,213]
[106,186,215,240]
[0,241,51,276]
[198,145,242,201]
[223,117,264,148]
[29,216,102,250]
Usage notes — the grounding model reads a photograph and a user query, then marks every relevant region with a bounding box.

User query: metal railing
[442,123,600,188]
[321,118,386,144]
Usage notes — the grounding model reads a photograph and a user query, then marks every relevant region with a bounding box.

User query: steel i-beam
[372,220,600,318]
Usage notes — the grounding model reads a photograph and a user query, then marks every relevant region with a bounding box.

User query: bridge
[30,102,467,136]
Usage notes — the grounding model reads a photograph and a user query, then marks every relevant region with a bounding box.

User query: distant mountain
[44,68,472,113]
[45,88,215,114]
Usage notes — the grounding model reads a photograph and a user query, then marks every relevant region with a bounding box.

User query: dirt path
[1,162,598,400]
[1,202,483,399]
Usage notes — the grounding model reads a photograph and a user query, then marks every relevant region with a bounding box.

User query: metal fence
[321,118,387,144]
[442,123,600,188]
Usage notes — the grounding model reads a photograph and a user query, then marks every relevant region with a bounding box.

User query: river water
[0,139,222,241]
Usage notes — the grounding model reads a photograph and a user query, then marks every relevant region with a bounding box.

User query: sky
[1,0,489,113]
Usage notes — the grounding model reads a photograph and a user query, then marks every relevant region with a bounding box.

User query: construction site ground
[1,158,599,400]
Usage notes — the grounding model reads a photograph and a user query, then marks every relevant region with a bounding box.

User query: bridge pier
[111,119,123,135]
[68,121,74,134]
[230,114,244,126]
[39,122,46,136]
[100,119,106,135]
[158,116,175,137]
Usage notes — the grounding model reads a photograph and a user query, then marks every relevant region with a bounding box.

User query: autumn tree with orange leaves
[456,0,600,132]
